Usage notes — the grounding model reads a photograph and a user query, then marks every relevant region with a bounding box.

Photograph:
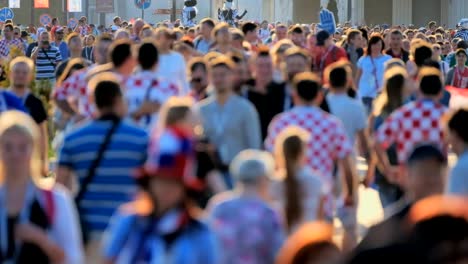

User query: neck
[238,184,264,200]
[371,52,381,58]
[331,87,347,94]
[4,167,30,189]
[70,50,82,58]
[457,64,466,70]
[55,39,62,44]
[98,109,118,118]
[216,90,232,105]
[159,47,170,54]
[217,44,231,52]
[5,36,12,41]
[11,86,29,96]
[392,47,401,54]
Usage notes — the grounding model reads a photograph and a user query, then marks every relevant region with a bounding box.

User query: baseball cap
[455,48,468,57]
[316,30,331,46]
[230,150,275,183]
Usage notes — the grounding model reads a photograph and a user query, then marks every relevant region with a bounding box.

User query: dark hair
[3,23,13,31]
[328,65,348,88]
[57,58,88,87]
[138,42,159,70]
[347,29,361,43]
[448,108,468,143]
[284,47,309,61]
[66,32,80,45]
[292,72,321,102]
[282,134,304,232]
[292,242,341,264]
[94,79,122,110]
[189,58,208,73]
[381,71,406,116]
[359,27,369,41]
[456,41,468,50]
[242,22,257,35]
[210,56,235,71]
[289,25,303,35]
[390,29,403,37]
[414,43,433,67]
[418,67,443,96]
[366,34,385,56]
[109,40,133,68]
[200,18,215,28]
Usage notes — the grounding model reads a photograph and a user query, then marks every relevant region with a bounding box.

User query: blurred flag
[446,86,468,108]
[34,0,49,8]
[9,0,20,8]
[67,0,82,12]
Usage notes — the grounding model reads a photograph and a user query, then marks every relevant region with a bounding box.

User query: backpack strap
[42,189,55,225]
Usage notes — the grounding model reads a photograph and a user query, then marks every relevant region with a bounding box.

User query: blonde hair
[157,96,195,131]
[9,56,35,72]
[0,111,44,187]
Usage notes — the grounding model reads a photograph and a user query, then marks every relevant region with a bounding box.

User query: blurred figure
[313,30,348,75]
[242,22,259,52]
[342,29,364,76]
[271,127,325,233]
[432,43,450,76]
[445,108,468,195]
[207,150,285,264]
[102,107,218,263]
[276,222,342,264]
[211,23,235,55]
[0,111,83,263]
[368,67,409,207]
[288,25,305,48]
[55,33,85,78]
[194,18,215,54]
[446,49,468,88]
[188,58,209,101]
[385,29,409,63]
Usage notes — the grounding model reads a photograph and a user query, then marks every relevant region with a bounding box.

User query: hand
[344,194,355,207]
[133,101,161,120]
[317,8,336,34]
[384,166,400,185]
[15,223,47,245]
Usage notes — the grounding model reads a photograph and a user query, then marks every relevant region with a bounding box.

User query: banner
[446,86,468,108]
[34,0,49,8]
[96,0,114,13]
[8,0,20,8]
[67,0,82,12]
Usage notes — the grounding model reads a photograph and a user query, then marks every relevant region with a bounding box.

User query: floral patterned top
[207,192,285,264]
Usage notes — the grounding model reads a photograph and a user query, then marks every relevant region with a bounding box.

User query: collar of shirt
[291,105,321,113]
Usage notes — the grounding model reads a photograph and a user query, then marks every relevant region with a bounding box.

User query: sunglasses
[433,47,440,50]
[190,78,202,83]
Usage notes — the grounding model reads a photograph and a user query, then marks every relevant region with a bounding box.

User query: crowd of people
[0,13,467,264]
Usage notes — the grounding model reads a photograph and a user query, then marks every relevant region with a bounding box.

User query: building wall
[364,0,392,26]
[4,0,68,27]
[412,0,441,27]
[293,0,321,24]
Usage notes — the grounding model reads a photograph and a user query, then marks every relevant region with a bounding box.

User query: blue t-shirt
[58,118,148,233]
[0,91,27,112]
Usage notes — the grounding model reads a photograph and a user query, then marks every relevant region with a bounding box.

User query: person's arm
[55,137,74,190]
[317,195,326,220]
[15,223,66,263]
[50,187,85,264]
[338,154,358,206]
[446,69,454,86]
[31,46,40,61]
[39,121,49,175]
[374,114,400,183]
[244,103,262,149]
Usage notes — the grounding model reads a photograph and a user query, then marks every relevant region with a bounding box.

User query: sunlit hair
[56,58,90,87]
[373,67,409,117]
[157,96,195,132]
[0,111,43,187]
[9,56,34,73]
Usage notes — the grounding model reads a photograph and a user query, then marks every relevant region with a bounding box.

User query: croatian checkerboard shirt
[265,106,352,194]
[54,68,93,117]
[375,100,448,164]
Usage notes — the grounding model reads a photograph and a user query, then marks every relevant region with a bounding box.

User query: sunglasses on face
[434,47,440,50]
[190,78,202,83]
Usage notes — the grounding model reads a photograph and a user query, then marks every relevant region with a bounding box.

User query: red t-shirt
[452,67,468,88]
[313,45,348,74]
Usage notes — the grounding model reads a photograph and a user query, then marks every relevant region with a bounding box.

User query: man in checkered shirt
[126,42,181,129]
[265,72,358,250]
[53,34,114,119]
[0,23,25,58]
[375,67,448,184]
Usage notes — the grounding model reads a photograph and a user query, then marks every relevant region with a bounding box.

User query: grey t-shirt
[447,151,468,195]
[326,93,367,145]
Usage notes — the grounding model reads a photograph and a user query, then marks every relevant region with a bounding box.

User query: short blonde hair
[0,111,43,186]
[9,56,34,72]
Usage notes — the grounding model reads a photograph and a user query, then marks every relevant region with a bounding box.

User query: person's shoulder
[119,120,148,136]
[196,96,215,109]
[207,191,237,211]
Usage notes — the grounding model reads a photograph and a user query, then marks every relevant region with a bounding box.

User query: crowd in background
[0,13,467,264]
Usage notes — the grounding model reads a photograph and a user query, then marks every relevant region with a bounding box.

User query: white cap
[230,150,275,184]
[459,18,468,29]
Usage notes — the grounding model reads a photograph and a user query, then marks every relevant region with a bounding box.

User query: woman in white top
[271,126,325,233]
[0,111,83,264]
[356,34,392,114]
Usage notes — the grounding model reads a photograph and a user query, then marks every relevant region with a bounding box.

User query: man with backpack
[194,18,215,54]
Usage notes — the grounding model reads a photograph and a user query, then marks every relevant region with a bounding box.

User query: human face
[246,30,258,43]
[307,35,317,49]
[442,43,451,55]
[149,177,185,215]
[69,36,83,52]
[211,66,233,93]
[200,23,213,39]
[3,27,13,40]
[55,30,64,41]
[403,40,410,52]
[370,40,383,56]
[276,27,287,41]
[190,67,208,93]
[407,32,414,41]
[0,130,33,173]
[433,45,442,57]
[86,35,95,46]
[350,34,363,47]
[13,28,20,39]
[216,27,231,45]
[285,55,308,81]
[40,33,50,47]
[390,33,402,50]
[254,56,273,80]
[456,53,467,67]
[10,63,32,88]
[291,32,304,47]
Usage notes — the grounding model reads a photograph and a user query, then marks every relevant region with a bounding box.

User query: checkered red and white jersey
[265,106,352,192]
[125,71,181,127]
[0,38,24,58]
[375,100,448,164]
[53,68,93,117]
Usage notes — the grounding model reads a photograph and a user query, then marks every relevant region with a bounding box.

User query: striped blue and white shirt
[34,46,62,79]
[58,116,148,233]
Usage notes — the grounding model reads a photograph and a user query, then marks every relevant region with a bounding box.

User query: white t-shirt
[357,55,392,98]
[156,51,189,95]
[326,93,367,146]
